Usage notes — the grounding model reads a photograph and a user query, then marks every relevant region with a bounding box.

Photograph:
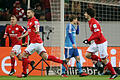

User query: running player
[17,9,68,78]
[83,8,117,79]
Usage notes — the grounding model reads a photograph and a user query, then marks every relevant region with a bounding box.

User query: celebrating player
[17,9,68,78]
[83,8,118,79]
[61,15,88,77]
[3,15,31,76]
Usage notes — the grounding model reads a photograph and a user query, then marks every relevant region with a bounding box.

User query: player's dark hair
[85,8,96,18]
[69,14,77,22]
[36,4,41,8]
[27,8,34,13]
[10,15,17,19]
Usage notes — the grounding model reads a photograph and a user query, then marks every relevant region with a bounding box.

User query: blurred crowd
[0,0,120,21]
[0,0,51,21]
[64,0,120,21]
[83,0,120,4]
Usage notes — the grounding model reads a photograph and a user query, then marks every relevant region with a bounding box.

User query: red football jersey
[27,17,43,43]
[88,18,107,44]
[4,24,26,46]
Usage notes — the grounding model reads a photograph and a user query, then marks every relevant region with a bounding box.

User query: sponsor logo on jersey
[94,29,100,32]
[9,34,17,37]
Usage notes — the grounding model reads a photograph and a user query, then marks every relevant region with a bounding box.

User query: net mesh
[64,0,120,21]
[50,0,61,21]
[49,0,120,70]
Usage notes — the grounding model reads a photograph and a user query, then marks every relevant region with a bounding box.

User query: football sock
[62,64,66,74]
[76,61,82,73]
[22,58,29,74]
[11,57,15,70]
[27,59,31,64]
[47,55,63,64]
[105,62,116,75]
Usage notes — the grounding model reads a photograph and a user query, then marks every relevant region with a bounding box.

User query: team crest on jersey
[12,31,14,33]
[16,27,19,30]
[93,24,97,28]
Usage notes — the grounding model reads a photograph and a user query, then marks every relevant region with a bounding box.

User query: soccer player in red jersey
[17,9,68,78]
[3,15,29,76]
[83,8,117,79]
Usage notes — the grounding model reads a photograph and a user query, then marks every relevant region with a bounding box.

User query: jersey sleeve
[34,21,40,28]
[88,32,100,42]
[20,26,26,33]
[88,24,100,42]
[76,25,79,35]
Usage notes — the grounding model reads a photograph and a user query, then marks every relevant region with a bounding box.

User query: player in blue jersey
[61,15,88,77]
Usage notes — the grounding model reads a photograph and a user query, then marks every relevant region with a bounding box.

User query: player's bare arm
[3,34,7,39]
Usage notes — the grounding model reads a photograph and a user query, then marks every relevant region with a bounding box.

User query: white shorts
[25,43,46,55]
[87,41,108,58]
[12,45,21,56]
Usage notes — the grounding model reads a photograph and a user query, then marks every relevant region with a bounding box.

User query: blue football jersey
[65,23,77,48]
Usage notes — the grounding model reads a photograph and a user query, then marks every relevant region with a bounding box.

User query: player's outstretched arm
[18,31,28,40]
[88,32,100,42]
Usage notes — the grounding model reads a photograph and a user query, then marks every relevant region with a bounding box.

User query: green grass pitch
[0,75,119,80]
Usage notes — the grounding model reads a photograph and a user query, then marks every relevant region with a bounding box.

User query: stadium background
[0,0,120,76]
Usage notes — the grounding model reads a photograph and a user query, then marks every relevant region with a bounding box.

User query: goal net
[48,0,120,75]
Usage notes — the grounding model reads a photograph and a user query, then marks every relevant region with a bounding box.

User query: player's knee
[92,60,97,64]
[76,56,80,62]
[17,54,22,61]
[23,51,30,58]
[40,52,48,60]
[101,57,108,64]
[77,57,80,62]
[10,52,15,57]
[65,58,70,63]
[85,52,91,59]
